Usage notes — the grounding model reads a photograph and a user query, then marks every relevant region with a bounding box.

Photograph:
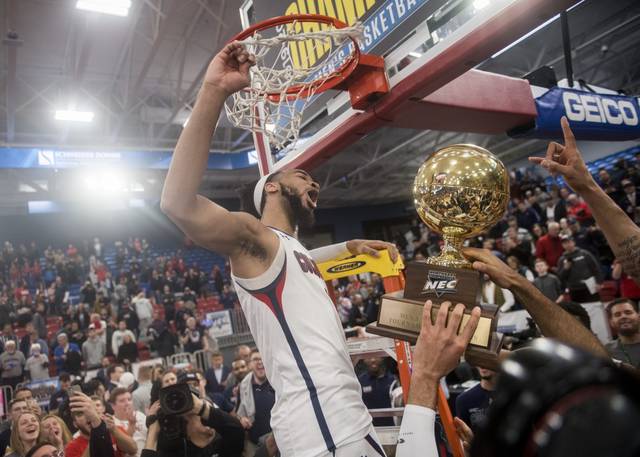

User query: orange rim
[228,14,361,101]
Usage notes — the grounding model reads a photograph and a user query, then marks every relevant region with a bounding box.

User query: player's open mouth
[307,189,319,208]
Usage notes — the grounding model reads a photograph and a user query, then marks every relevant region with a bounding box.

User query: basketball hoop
[224,14,388,150]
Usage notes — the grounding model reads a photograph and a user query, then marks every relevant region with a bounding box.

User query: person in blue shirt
[455,367,497,432]
[53,333,80,374]
[358,357,398,426]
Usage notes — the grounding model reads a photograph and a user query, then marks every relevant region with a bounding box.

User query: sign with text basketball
[249,0,446,58]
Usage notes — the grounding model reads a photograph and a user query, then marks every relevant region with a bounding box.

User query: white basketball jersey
[231,228,371,457]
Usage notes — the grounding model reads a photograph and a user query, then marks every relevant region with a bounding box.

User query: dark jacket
[117,341,139,364]
[142,406,244,457]
[205,365,231,395]
[557,248,603,290]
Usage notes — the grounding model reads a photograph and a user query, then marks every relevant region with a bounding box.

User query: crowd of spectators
[329,156,640,339]
[0,236,242,389]
[0,149,638,456]
[0,342,274,457]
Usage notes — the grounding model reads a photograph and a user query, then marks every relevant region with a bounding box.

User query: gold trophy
[367,144,509,369]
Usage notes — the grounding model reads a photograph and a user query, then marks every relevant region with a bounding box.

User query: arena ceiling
[1,0,640,211]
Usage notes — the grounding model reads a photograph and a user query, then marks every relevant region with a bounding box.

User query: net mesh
[225,20,363,150]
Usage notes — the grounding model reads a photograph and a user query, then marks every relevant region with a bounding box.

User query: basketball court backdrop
[234,0,581,176]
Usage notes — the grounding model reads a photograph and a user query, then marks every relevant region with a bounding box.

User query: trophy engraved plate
[377,293,494,347]
[367,144,509,369]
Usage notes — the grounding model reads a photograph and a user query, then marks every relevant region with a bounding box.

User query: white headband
[253,174,272,216]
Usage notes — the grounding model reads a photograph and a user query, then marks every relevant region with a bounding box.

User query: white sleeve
[396,405,439,457]
[309,242,350,263]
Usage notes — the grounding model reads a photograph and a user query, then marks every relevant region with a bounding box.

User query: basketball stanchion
[319,251,465,457]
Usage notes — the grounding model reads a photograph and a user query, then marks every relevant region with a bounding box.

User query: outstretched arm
[529,117,640,283]
[161,43,271,262]
[309,240,399,263]
[463,247,608,358]
[396,301,480,457]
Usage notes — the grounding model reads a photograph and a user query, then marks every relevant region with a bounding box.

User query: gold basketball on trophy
[413,144,510,269]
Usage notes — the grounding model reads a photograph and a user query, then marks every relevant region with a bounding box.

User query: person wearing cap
[0,340,25,389]
[83,324,106,369]
[617,178,640,223]
[557,234,603,304]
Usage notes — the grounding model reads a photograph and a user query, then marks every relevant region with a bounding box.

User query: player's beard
[280,184,315,229]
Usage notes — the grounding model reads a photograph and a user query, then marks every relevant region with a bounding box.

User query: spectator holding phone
[65,390,115,457]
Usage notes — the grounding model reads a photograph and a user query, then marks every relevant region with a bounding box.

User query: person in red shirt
[535,221,564,272]
[566,194,593,224]
[65,391,132,457]
[612,259,640,300]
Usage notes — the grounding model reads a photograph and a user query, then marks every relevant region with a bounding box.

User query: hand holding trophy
[368,144,509,369]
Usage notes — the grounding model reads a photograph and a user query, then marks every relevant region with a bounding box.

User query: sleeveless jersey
[231,228,371,457]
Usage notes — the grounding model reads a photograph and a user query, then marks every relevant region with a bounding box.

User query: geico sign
[563,92,639,126]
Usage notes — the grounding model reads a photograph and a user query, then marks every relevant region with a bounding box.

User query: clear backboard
[238,0,580,175]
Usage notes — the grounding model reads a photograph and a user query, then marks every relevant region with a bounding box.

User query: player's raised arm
[161,44,264,258]
[529,117,640,283]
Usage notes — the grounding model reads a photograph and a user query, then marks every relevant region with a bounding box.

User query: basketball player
[161,42,397,456]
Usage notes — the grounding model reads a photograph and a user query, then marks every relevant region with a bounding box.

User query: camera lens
[164,390,186,412]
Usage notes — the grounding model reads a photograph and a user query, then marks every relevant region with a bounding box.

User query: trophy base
[366,321,503,371]
[367,288,503,371]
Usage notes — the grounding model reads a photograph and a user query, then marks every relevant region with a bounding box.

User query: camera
[160,383,195,415]
[152,372,201,444]
[471,339,640,457]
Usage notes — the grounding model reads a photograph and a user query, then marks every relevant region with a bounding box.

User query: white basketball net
[225,21,363,150]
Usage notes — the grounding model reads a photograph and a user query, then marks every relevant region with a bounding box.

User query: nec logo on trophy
[367,144,509,369]
[422,270,458,297]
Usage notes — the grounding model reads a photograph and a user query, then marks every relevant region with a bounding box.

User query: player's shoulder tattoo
[617,234,640,279]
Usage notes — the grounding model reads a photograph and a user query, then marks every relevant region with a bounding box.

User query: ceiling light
[76,0,131,17]
[473,0,490,10]
[408,51,422,58]
[54,110,95,122]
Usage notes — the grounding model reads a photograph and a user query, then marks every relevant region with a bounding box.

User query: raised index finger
[560,116,576,148]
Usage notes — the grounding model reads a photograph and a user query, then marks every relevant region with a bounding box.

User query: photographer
[144,386,244,457]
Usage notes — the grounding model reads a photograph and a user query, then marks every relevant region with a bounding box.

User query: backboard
[238,0,580,175]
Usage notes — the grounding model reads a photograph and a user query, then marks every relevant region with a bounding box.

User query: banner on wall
[0,148,257,170]
[25,378,60,408]
[510,86,640,141]
[205,310,234,338]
